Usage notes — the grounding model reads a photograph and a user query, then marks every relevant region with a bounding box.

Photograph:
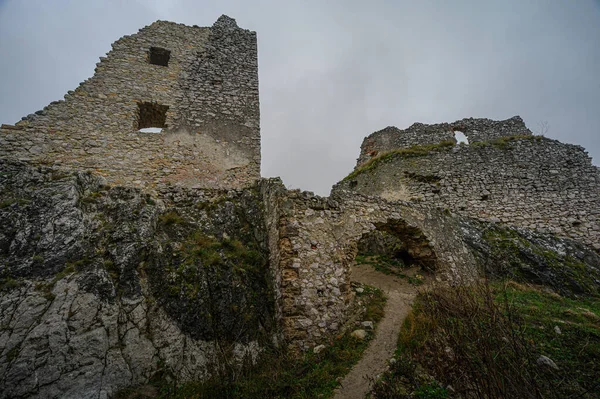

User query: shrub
[372,281,569,399]
[158,211,185,226]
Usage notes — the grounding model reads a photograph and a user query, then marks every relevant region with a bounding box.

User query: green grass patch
[356,255,424,286]
[0,198,31,208]
[80,191,105,204]
[0,198,17,209]
[124,287,386,399]
[0,277,23,292]
[372,281,600,398]
[501,282,600,396]
[490,134,544,149]
[346,135,546,182]
[482,227,600,296]
[32,260,83,301]
[344,141,455,181]
[356,254,407,278]
[158,211,185,226]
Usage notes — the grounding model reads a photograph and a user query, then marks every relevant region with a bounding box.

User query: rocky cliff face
[459,218,600,297]
[0,160,275,398]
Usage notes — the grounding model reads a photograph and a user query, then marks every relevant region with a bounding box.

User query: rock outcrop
[0,160,274,398]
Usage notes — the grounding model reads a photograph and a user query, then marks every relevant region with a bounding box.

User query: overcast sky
[1,0,599,195]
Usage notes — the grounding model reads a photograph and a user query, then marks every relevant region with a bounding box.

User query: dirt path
[333,265,419,399]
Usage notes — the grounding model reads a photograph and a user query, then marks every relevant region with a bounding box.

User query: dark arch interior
[356,219,437,272]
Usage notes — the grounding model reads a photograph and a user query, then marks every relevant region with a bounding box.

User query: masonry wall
[338,136,600,250]
[0,15,260,191]
[357,116,532,166]
[272,188,478,351]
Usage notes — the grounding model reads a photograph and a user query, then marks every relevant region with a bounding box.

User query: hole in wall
[148,47,171,66]
[138,127,163,133]
[355,220,438,275]
[137,102,169,132]
[454,131,469,145]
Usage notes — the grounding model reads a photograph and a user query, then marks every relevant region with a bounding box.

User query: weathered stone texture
[357,116,531,166]
[269,188,478,351]
[0,160,272,398]
[339,124,600,250]
[0,15,260,191]
[459,218,600,297]
[0,161,479,394]
[3,14,600,397]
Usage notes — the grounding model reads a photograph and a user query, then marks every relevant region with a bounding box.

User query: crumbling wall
[338,135,600,250]
[357,116,531,166]
[273,188,478,351]
[0,15,260,191]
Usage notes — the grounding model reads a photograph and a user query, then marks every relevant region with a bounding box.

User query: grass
[80,191,105,204]
[165,231,266,301]
[345,135,546,182]
[0,277,22,292]
[121,286,386,399]
[344,141,455,181]
[356,254,407,278]
[482,227,600,297]
[371,281,600,399]
[158,211,185,226]
[0,199,16,209]
[33,261,82,301]
[0,198,31,208]
[501,282,600,396]
[355,255,425,286]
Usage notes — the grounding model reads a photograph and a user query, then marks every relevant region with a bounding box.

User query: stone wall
[338,135,600,250]
[0,15,260,191]
[0,160,478,389]
[272,188,478,351]
[357,116,531,166]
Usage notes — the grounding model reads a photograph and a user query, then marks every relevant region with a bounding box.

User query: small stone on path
[537,355,559,370]
[351,329,367,340]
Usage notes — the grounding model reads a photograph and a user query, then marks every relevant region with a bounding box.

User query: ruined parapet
[357,116,531,166]
[338,122,600,250]
[0,15,260,191]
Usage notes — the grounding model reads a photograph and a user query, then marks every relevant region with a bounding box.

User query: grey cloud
[1,0,599,195]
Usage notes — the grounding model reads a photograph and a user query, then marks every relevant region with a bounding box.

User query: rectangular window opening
[138,102,169,132]
[149,47,171,67]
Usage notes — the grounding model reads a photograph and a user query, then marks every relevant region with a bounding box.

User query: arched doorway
[353,219,437,282]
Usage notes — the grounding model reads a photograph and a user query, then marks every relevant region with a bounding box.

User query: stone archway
[354,219,438,273]
[272,187,479,351]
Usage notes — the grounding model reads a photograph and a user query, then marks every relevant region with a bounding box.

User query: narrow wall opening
[354,220,437,281]
[454,130,469,145]
[149,47,171,66]
[137,102,169,133]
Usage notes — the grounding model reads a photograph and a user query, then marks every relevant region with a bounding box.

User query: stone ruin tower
[0,15,260,190]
